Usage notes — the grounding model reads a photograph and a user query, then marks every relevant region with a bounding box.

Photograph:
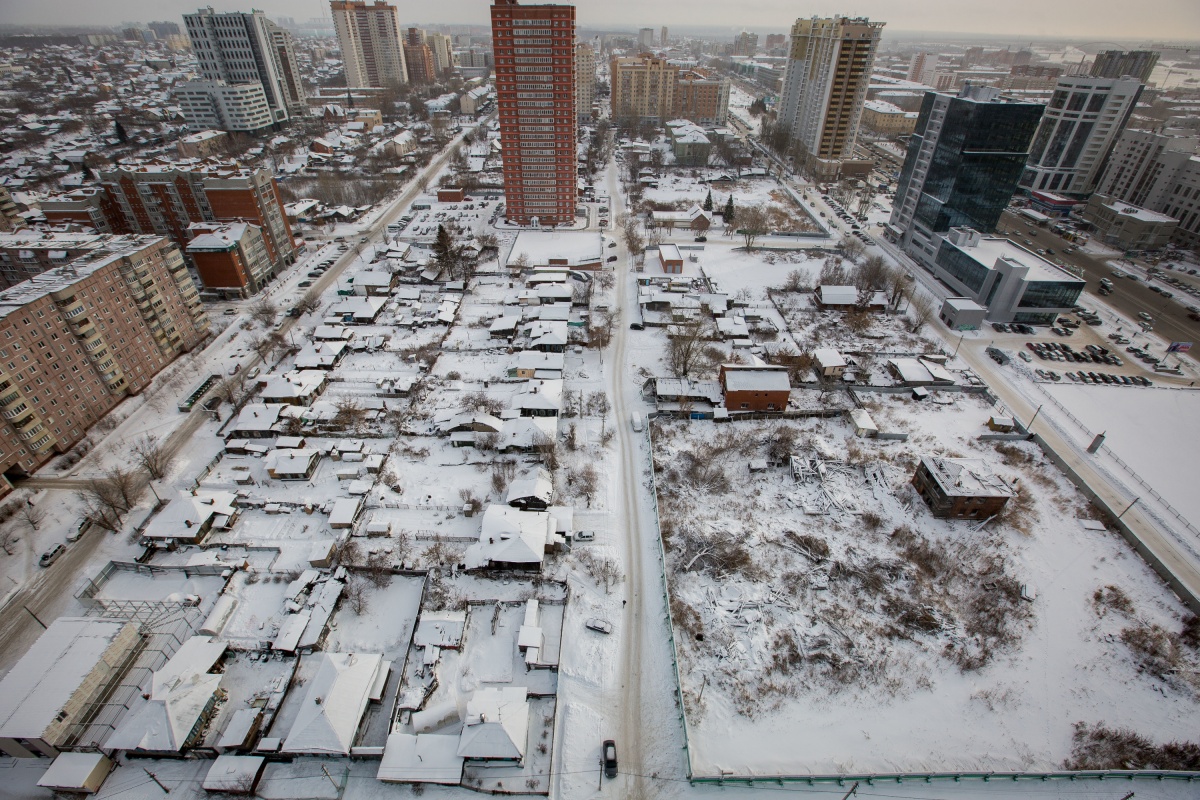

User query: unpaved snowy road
[605,160,649,798]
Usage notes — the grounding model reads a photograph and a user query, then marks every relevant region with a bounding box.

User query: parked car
[574,531,595,542]
[1138,312,1153,321]
[585,618,613,634]
[602,740,618,778]
[298,280,313,287]
[694,235,707,242]
[39,544,66,567]
[606,256,617,263]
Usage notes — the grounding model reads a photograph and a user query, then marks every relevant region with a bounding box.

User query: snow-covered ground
[1041,384,1200,529]
[655,407,1199,775]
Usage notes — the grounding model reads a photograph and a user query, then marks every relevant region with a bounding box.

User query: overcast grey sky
[0,0,1198,40]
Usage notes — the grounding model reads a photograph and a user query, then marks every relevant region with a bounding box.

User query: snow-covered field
[1041,384,1200,528]
[653,406,1200,775]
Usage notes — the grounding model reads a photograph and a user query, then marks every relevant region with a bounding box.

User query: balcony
[11,413,37,430]
[2,402,28,420]
[18,423,45,441]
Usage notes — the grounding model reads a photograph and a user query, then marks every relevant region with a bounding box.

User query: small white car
[585,618,613,634]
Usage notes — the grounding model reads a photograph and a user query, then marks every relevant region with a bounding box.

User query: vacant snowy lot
[652,403,1200,775]
[1042,383,1200,528]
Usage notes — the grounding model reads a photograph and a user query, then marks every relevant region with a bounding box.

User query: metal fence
[1030,382,1200,542]
[643,424,694,778]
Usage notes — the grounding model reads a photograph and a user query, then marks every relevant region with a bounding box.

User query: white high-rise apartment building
[183,7,306,122]
[331,0,408,88]
[1020,75,1143,198]
[428,32,454,76]
[175,80,276,133]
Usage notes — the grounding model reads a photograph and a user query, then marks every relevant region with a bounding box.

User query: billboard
[1167,342,1193,353]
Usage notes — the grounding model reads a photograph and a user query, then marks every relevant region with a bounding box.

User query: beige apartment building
[611,57,730,127]
[0,235,207,489]
[776,16,884,179]
[575,42,596,122]
[331,0,408,88]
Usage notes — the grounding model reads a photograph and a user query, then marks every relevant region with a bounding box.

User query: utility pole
[23,605,46,630]
[1118,497,1140,520]
[143,768,168,794]
[1027,404,1044,429]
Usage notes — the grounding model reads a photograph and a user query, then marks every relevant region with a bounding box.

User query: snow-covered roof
[0,618,137,740]
[106,636,227,752]
[513,378,563,412]
[849,408,878,433]
[918,456,1015,499]
[816,285,858,305]
[378,734,463,783]
[457,687,529,760]
[506,469,553,506]
[511,350,565,372]
[414,611,467,648]
[505,230,602,268]
[814,348,847,369]
[329,496,362,527]
[202,755,265,793]
[37,752,112,793]
[260,371,327,403]
[314,325,352,340]
[142,490,238,540]
[282,653,384,755]
[265,448,320,477]
[499,415,557,449]
[231,403,285,434]
[721,366,790,393]
[465,505,557,568]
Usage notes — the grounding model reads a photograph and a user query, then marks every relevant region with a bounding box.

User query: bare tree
[736,204,771,250]
[251,299,279,326]
[132,434,173,480]
[17,502,45,532]
[344,575,370,615]
[294,291,322,315]
[666,317,712,379]
[907,290,937,333]
[76,467,139,531]
[587,390,611,418]
[532,432,560,471]
[857,255,889,292]
[883,265,909,310]
[363,550,394,588]
[783,269,812,293]
[619,214,644,254]
[333,397,369,433]
[841,236,866,263]
[0,528,19,556]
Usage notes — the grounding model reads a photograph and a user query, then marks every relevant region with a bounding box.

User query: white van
[630,412,644,432]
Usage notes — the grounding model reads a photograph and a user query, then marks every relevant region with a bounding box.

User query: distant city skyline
[0,0,1198,41]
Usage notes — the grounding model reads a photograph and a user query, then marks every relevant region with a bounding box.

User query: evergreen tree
[703,190,713,212]
[114,119,128,144]
[723,196,735,225]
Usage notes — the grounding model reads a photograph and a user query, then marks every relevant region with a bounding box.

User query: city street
[995,210,1200,348]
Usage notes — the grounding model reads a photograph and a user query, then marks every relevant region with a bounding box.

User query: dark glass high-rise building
[890,84,1043,263]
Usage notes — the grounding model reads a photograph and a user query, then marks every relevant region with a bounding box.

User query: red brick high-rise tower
[490,0,577,226]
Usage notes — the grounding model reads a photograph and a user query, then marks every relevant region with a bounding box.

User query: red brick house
[718,365,791,412]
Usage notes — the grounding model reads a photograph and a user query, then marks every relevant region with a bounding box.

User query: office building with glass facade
[891,84,1043,267]
[929,228,1084,324]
